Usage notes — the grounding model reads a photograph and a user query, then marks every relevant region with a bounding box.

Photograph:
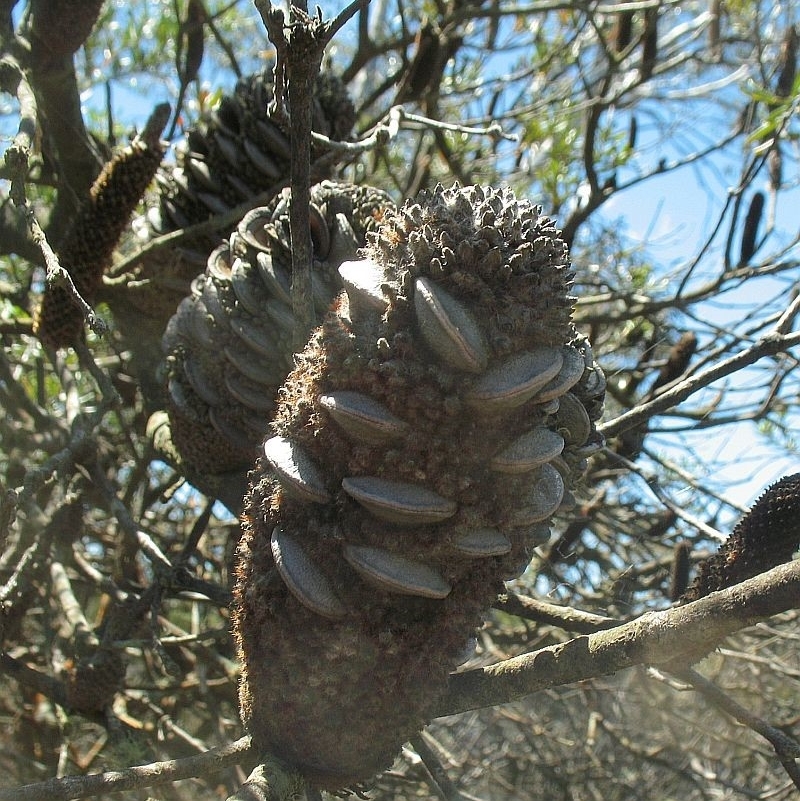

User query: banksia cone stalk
[33,104,169,348]
[162,182,393,477]
[233,184,606,789]
[681,472,800,603]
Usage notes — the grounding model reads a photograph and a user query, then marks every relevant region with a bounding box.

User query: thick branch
[439,560,800,717]
[224,755,306,801]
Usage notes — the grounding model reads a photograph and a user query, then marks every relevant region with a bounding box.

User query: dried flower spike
[233,183,606,790]
[681,472,800,603]
[33,104,169,348]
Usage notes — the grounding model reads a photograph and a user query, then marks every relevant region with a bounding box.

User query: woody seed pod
[233,184,605,790]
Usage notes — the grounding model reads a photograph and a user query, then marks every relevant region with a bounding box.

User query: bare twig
[0,653,68,709]
[0,482,18,557]
[0,56,108,334]
[599,330,800,440]
[493,591,619,633]
[0,736,254,801]
[105,179,284,281]
[0,55,38,205]
[410,733,464,801]
[392,106,518,141]
[254,0,368,352]
[50,560,95,643]
[21,201,110,339]
[674,667,800,790]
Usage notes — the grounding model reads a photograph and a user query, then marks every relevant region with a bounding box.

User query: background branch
[0,736,254,801]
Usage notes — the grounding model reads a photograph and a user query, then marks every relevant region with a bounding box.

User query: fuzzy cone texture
[163,181,394,476]
[63,647,125,713]
[681,472,800,603]
[233,184,606,789]
[33,105,168,348]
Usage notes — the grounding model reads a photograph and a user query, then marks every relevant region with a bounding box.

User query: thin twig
[106,183,286,279]
[390,106,518,141]
[674,667,800,790]
[27,204,109,339]
[604,448,727,542]
[599,330,800,440]
[0,736,254,801]
[409,733,463,801]
[0,55,38,205]
[493,591,619,633]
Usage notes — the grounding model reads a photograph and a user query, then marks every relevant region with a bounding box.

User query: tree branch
[493,591,619,634]
[224,755,307,801]
[254,0,368,352]
[439,560,800,717]
[0,736,254,801]
[674,667,800,790]
[599,330,800,440]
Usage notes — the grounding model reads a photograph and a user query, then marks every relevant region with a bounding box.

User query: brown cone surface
[234,184,606,789]
[34,111,167,348]
[681,472,800,603]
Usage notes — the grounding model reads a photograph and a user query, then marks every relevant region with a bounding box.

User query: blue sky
[599,139,799,510]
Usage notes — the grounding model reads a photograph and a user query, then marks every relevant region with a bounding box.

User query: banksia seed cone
[681,472,800,603]
[152,68,352,236]
[112,71,356,409]
[63,647,125,713]
[669,541,691,602]
[646,331,697,400]
[129,69,356,324]
[33,104,169,348]
[29,0,104,62]
[177,0,205,86]
[162,181,393,477]
[774,25,798,100]
[739,191,764,267]
[233,184,606,789]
